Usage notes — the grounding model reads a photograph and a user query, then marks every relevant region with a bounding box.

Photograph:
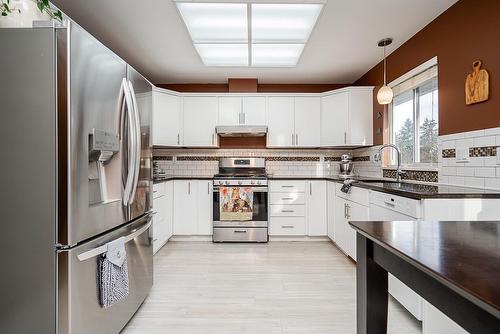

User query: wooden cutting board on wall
[465,60,489,105]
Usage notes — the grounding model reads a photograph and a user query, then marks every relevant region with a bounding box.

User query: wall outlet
[456,147,470,162]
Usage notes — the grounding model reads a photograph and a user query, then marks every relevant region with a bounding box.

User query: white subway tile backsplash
[456,167,474,177]
[474,167,496,178]
[448,176,465,185]
[473,135,496,147]
[441,167,456,176]
[484,127,500,136]
[441,140,456,149]
[455,138,474,148]
[464,177,485,188]
[463,129,485,138]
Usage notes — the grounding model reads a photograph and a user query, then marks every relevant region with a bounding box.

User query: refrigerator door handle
[119,79,136,206]
[127,80,141,205]
[76,218,152,262]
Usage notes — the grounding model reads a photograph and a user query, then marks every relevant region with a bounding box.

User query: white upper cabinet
[321,87,373,147]
[267,97,295,147]
[267,96,321,148]
[218,96,267,126]
[152,89,181,146]
[294,97,321,147]
[218,97,242,125]
[242,96,266,125]
[183,96,218,147]
[321,92,348,146]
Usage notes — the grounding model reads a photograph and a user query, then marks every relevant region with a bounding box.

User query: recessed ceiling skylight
[175,1,324,67]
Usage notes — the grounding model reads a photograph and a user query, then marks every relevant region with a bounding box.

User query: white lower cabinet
[269,180,327,237]
[152,181,173,254]
[196,180,213,235]
[306,181,327,236]
[173,180,212,235]
[423,301,468,334]
[334,184,370,260]
[327,182,336,241]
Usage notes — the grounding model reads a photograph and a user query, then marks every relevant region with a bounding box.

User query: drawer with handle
[269,217,306,235]
[270,192,305,205]
[270,204,305,217]
[269,180,306,193]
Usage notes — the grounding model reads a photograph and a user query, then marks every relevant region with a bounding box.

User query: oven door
[213,185,268,227]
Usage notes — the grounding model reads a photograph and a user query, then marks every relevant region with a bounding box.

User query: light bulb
[377,85,393,105]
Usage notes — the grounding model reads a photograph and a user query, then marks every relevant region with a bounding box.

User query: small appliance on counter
[212,158,269,243]
[339,154,355,178]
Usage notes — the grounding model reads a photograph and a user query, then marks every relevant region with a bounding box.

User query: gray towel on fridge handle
[97,237,129,308]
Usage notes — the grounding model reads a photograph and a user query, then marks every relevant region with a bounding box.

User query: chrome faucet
[374,144,406,182]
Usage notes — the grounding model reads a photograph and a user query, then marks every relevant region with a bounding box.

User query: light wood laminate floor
[122,241,421,334]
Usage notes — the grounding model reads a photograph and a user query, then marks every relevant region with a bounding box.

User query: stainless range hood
[216,125,268,137]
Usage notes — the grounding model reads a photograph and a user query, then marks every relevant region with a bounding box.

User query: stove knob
[251,181,255,185]
[238,181,242,185]
[257,181,261,185]
[225,181,230,185]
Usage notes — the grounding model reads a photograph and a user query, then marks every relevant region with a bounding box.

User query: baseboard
[269,235,330,242]
[169,235,331,242]
[170,235,213,242]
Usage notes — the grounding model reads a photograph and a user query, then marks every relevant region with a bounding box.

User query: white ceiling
[52,0,458,84]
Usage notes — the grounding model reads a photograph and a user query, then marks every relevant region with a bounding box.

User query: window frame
[387,57,439,170]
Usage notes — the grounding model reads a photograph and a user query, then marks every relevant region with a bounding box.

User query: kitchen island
[349,220,500,334]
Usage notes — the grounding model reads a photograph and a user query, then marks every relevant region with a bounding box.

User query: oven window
[213,188,268,221]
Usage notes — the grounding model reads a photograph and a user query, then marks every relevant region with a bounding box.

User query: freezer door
[58,214,153,334]
[126,66,153,221]
[64,21,147,245]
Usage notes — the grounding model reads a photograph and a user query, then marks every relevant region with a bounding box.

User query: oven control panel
[213,179,268,186]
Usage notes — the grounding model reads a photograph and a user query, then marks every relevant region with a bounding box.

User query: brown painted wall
[228,78,258,92]
[355,0,500,144]
[157,82,346,93]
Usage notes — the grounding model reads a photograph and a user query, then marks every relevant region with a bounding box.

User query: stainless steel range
[213,158,268,242]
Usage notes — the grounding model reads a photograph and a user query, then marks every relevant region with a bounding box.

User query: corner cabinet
[152,89,182,146]
[321,87,373,147]
[183,96,218,147]
[267,96,321,148]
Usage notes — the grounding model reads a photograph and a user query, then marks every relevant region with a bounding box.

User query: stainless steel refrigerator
[0,21,153,334]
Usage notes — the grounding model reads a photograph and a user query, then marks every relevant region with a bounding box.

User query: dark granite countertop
[268,175,500,199]
[154,174,500,199]
[153,175,213,184]
[349,220,500,318]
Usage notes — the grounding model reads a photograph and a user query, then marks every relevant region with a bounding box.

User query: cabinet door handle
[239,111,242,124]
[384,201,395,208]
[188,182,190,195]
[208,182,210,194]
[344,203,347,219]
[243,112,246,124]
[309,183,312,195]
[281,209,294,213]
[346,204,351,219]
[281,185,294,188]
[234,230,247,233]
[344,132,347,144]
[281,225,294,228]
[291,133,294,145]
[177,133,180,145]
[296,134,298,146]
[281,197,293,200]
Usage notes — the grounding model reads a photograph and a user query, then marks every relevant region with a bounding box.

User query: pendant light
[377,38,394,105]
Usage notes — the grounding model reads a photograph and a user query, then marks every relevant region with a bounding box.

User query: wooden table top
[349,220,500,317]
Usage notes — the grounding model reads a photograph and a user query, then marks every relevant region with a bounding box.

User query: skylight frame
[174,0,326,67]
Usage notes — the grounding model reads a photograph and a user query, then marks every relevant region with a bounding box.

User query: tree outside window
[390,67,438,165]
